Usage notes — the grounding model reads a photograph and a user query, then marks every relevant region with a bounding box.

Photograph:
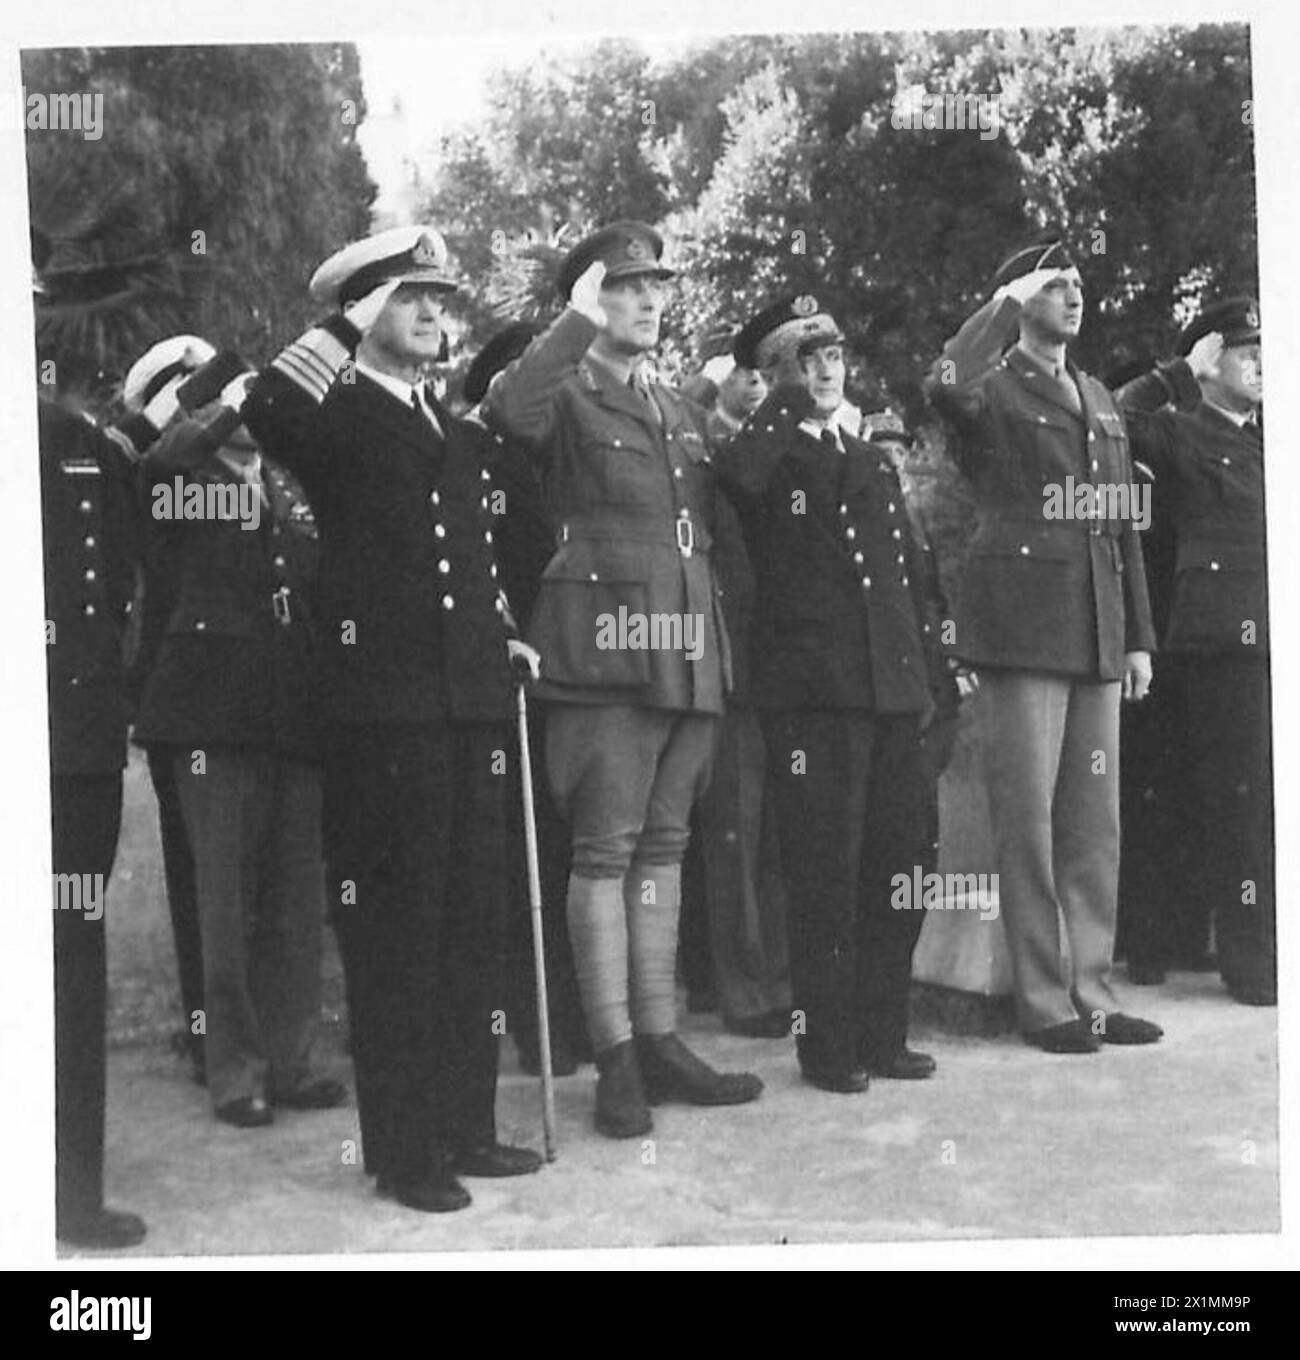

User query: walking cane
[516,677,558,1161]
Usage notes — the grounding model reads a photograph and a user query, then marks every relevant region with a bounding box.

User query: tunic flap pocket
[530,577,652,689]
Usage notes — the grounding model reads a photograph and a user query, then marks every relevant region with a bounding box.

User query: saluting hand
[996,267,1066,306]
[344,277,403,334]
[569,261,608,328]
[1186,330,1225,381]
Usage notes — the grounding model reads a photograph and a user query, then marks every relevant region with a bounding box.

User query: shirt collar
[355,358,420,405]
[586,348,656,389]
[1014,341,1069,381]
[355,359,443,436]
[799,417,844,452]
[1203,398,1254,429]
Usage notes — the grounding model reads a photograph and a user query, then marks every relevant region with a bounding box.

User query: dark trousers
[761,710,928,1073]
[173,749,325,1109]
[694,707,790,1023]
[1180,656,1275,993]
[1117,663,1207,969]
[325,721,510,1181]
[145,746,205,1055]
[506,710,586,1056]
[51,771,122,1232]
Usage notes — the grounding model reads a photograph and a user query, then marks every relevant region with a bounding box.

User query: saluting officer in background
[484,221,763,1141]
[241,226,541,1213]
[461,323,590,1077]
[1115,298,1273,1006]
[715,297,956,1093]
[124,337,218,1089]
[925,238,1162,1054]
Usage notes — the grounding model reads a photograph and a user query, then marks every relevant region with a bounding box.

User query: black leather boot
[594,1041,653,1139]
[635,1033,764,1106]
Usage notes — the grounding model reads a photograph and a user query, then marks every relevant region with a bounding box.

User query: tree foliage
[25,44,376,406]
[425,24,1256,411]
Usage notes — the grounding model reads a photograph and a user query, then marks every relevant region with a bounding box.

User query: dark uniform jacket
[483,309,731,712]
[714,386,952,719]
[1116,361,1267,657]
[40,398,143,776]
[924,295,1156,680]
[473,416,555,634]
[242,342,516,726]
[133,404,322,760]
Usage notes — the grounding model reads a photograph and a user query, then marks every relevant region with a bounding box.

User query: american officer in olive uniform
[124,337,223,1088]
[241,226,541,1213]
[41,363,168,1248]
[134,366,346,1127]
[714,297,958,1091]
[1115,297,1273,1005]
[483,221,762,1139]
[924,239,1162,1053]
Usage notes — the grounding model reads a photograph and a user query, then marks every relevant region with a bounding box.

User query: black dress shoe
[58,1207,147,1250]
[516,1034,579,1077]
[1100,1013,1163,1045]
[1127,961,1167,985]
[724,1010,792,1039]
[801,1065,870,1094]
[215,1096,274,1127]
[594,1040,653,1138]
[636,1033,764,1106]
[377,1171,472,1214]
[864,1047,936,1080]
[452,1142,543,1178]
[1025,1019,1101,1053]
[269,1077,349,1110]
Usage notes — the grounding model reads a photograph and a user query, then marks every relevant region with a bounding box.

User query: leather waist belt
[558,511,712,558]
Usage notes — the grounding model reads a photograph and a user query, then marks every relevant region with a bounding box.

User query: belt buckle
[272,585,292,625]
[676,513,695,558]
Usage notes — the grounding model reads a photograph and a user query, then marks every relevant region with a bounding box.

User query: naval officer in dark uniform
[241,226,541,1212]
[40,341,174,1247]
[1115,298,1273,1005]
[714,296,958,1092]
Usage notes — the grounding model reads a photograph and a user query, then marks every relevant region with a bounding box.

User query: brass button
[438,559,451,574]
[83,568,96,581]
[434,524,446,539]
[82,603,95,616]
[861,577,871,589]
[853,551,864,565]
[83,536,95,548]
[441,595,455,610]
[273,555,285,568]
[195,620,206,630]
[845,526,856,541]
[1019,544,1030,556]
[484,530,493,544]
[79,499,92,513]
[430,490,441,506]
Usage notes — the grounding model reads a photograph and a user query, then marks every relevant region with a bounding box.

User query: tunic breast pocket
[579,433,656,506]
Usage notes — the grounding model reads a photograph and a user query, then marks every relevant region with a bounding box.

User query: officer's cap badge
[792,295,819,317]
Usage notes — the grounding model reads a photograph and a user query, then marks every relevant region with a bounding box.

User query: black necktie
[821,429,840,452]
